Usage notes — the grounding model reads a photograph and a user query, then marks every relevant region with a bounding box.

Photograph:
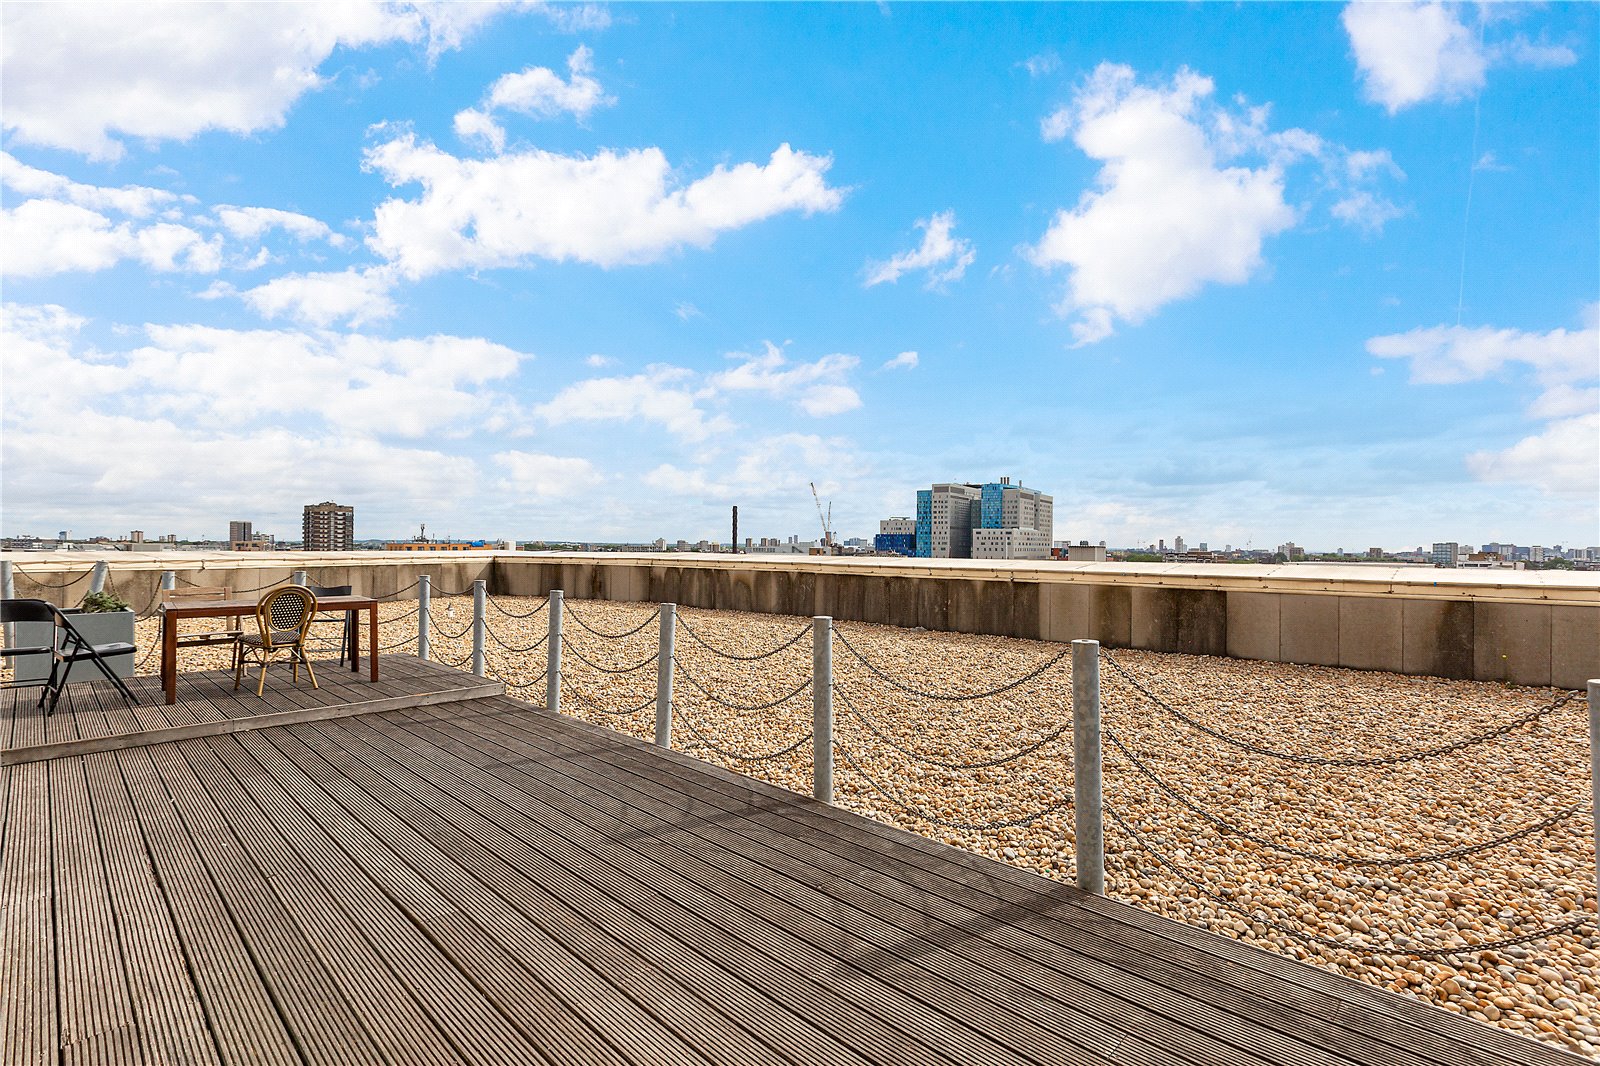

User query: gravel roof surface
[128,595,1599,1059]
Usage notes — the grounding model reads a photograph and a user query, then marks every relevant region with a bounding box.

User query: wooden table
[158,595,379,705]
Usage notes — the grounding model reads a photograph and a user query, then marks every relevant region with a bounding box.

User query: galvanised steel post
[546,590,563,714]
[1589,680,1600,907]
[160,571,175,593]
[291,570,308,587]
[1072,639,1106,895]
[813,616,833,804]
[471,580,487,678]
[655,603,675,748]
[1,561,13,647]
[417,575,431,661]
[89,560,108,596]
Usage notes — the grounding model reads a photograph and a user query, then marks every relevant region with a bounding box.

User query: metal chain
[833,681,1072,771]
[373,580,422,600]
[676,614,811,661]
[563,602,660,639]
[1100,650,1582,768]
[175,572,290,594]
[678,712,814,761]
[12,567,93,590]
[833,627,1071,703]
[378,633,418,652]
[674,661,811,711]
[425,611,473,640]
[486,593,548,618]
[1104,803,1593,959]
[835,739,1074,830]
[485,662,547,692]
[485,623,548,654]
[432,648,473,668]
[428,585,474,597]
[1104,729,1584,866]
[572,690,658,717]
[561,638,658,675]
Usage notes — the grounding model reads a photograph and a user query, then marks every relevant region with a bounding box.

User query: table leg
[162,613,177,705]
[369,604,378,682]
[348,612,358,673]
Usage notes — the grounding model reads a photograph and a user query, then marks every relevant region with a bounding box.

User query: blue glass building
[914,490,932,558]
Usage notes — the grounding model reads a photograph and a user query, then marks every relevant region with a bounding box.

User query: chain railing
[832,679,1072,771]
[10,566,95,591]
[834,626,1071,702]
[677,613,810,661]
[564,601,660,639]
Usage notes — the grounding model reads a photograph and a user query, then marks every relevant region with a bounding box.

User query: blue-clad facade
[914,490,932,558]
[874,533,917,556]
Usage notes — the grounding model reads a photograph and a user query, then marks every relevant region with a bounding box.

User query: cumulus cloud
[214,205,347,248]
[1368,307,1599,495]
[234,267,400,328]
[1342,2,1576,113]
[1,198,222,277]
[881,351,919,371]
[364,135,844,277]
[644,433,857,502]
[454,45,612,152]
[494,450,597,497]
[0,1,514,159]
[0,151,181,216]
[534,366,733,442]
[529,2,612,33]
[863,211,976,289]
[709,343,861,416]
[1030,65,1301,346]
[0,303,528,531]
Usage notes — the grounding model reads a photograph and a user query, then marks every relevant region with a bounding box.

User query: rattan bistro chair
[235,586,319,697]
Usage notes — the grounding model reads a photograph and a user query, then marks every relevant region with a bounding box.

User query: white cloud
[1366,319,1597,387]
[494,450,597,497]
[0,151,180,216]
[236,267,399,328]
[863,211,976,289]
[1466,413,1598,497]
[453,108,507,152]
[529,2,612,33]
[486,45,612,120]
[1369,307,1599,496]
[881,351,919,371]
[1342,3,1576,114]
[673,301,703,321]
[0,303,521,531]
[0,2,514,159]
[534,366,733,442]
[1,198,221,277]
[1023,53,1060,78]
[709,343,861,417]
[214,205,347,248]
[1029,64,1300,346]
[364,136,844,277]
[585,353,616,368]
[644,433,857,502]
[1331,190,1406,234]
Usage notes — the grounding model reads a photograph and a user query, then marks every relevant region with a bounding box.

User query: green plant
[80,590,132,613]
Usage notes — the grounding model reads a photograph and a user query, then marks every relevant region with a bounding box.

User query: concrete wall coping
[6,549,1596,606]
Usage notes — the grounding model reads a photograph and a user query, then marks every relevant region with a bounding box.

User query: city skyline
[2,3,1596,546]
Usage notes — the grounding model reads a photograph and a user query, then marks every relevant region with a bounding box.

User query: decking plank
[320,713,1183,1066]
[114,747,304,1066]
[432,702,1479,1066]
[379,707,1337,1066]
[0,762,56,1066]
[79,752,220,1066]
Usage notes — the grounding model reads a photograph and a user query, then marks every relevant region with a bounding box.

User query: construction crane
[809,482,834,550]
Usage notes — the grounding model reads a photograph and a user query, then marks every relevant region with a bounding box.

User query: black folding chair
[306,584,355,666]
[44,602,139,714]
[1,599,62,711]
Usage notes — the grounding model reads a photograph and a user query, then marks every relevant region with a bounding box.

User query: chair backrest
[306,584,352,598]
[1,598,57,625]
[256,586,317,647]
[161,585,230,605]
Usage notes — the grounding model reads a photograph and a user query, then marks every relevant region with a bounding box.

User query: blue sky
[2,1,1595,549]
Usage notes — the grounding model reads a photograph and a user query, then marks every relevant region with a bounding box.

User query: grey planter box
[11,609,137,686]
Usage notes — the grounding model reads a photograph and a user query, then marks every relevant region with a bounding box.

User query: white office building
[972,527,1051,560]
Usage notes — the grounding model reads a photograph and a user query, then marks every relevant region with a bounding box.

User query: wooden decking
[1,681,1580,1065]
[2,655,501,765]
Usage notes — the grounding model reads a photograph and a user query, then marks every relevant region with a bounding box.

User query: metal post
[417,575,431,661]
[2,560,13,648]
[1589,680,1600,908]
[546,590,563,714]
[656,603,676,748]
[467,582,486,672]
[471,580,487,677]
[813,616,833,804]
[291,569,308,587]
[160,571,175,593]
[89,560,108,595]
[1072,639,1105,895]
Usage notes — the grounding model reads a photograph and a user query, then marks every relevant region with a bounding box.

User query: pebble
[122,599,1600,1059]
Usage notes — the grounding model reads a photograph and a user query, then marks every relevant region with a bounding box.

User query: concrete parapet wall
[6,550,1596,688]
